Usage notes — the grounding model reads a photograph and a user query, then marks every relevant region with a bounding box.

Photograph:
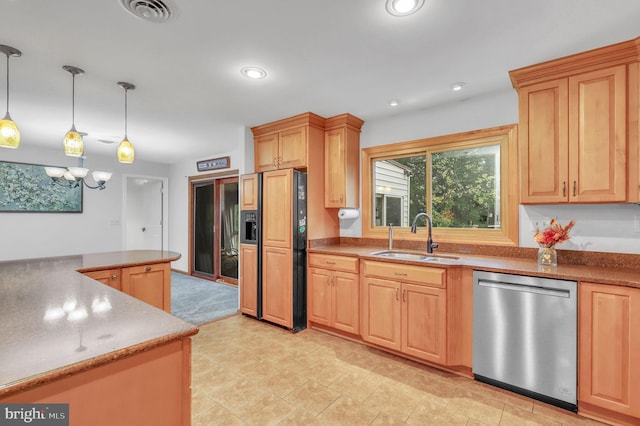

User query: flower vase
[538,246,557,267]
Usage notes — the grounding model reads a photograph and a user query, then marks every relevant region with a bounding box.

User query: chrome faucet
[410,212,438,253]
[388,223,394,250]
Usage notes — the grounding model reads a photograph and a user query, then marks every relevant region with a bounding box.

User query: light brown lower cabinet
[579,282,640,425]
[307,253,360,334]
[82,268,121,291]
[307,253,359,335]
[81,261,172,313]
[121,263,171,312]
[361,260,447,365]
[239,243,258,317]
[261,246,293,328]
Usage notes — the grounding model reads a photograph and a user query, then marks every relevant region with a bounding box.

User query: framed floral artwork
[0,160,83,213]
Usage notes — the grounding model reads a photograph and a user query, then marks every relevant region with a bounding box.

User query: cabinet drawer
[362,260,445,288]
[308,253,358,273]
[125,262,168,275]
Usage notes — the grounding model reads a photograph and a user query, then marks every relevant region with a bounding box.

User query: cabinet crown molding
[510,36,640,88]
[251,112,326,136]
[324,113,365,131]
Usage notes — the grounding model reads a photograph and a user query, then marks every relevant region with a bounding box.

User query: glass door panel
[220,180,239,280]
[193,183,215,276]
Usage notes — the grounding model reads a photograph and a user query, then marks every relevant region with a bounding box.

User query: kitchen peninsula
[0,250,197,426]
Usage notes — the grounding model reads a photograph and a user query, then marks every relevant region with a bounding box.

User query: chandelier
[44,156,112,190]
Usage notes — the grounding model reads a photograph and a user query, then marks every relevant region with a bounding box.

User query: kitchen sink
[369,250,459,262]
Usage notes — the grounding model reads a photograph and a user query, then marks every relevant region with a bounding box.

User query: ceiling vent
[120,0,178,23]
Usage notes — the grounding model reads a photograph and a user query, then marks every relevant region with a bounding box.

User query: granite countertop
[0,251,198,398]
[309,245,640,289]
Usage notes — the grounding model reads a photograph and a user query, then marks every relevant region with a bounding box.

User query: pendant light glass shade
[62,65,85,157]
[117,137,134,163]
[0,113,20,148]
[0,44,22,149]
[63,126,84,157]
[117,81,136,164]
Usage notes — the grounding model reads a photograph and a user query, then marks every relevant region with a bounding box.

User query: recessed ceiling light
[241,67,267,79]
[385,0,425,17]
[451,82,466,92]
[389,99,399,107]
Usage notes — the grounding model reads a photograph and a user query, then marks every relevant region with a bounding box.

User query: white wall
[0,144,169,260]
[2,122,250,266]
[168,125,248,272]
[342,89,640,255]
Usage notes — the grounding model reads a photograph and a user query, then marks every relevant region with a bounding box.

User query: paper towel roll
[338,208,360,219]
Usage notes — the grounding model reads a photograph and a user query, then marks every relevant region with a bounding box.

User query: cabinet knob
[326,261,336,265]
[402,289,406,302]
[273,157,278,168]
[111,274,118,280]
[573,181,577,197]
[145,266,152,272]
[395,288,399,301]
[562,181,566,197]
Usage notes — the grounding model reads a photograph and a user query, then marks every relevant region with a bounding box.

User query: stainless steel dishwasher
[473,270,577,411]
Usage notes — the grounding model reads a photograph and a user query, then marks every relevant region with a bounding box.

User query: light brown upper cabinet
[240,173,259,210]
[252,112,326,172]
[324,114,364,208]
[510,37,640,204]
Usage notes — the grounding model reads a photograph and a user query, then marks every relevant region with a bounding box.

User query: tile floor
[191,315,604,426]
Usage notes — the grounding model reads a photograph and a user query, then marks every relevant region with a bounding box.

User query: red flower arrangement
[534,218,575,248]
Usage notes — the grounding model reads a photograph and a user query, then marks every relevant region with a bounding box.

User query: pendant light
[62,65,85,157]
[117,81,135,164]
[0,44,22,149]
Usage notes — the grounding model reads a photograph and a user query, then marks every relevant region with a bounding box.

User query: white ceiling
[2,0,640,164]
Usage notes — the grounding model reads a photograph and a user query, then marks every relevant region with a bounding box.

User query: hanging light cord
[123,87,129,138]
[71,72,75,127]
[4,53,9,114]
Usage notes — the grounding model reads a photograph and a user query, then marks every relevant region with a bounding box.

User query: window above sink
[362,125,519,247]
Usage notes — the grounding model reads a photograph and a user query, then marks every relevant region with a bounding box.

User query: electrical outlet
[110,219,120,226]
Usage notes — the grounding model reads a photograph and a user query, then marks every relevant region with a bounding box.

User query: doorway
[190,176,239,284]
[124,176,168,250]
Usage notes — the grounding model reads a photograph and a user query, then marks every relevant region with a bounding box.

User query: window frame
[361,124,519,246]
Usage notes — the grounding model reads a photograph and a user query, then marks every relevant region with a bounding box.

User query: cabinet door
[121,263,171,312]
[262,169,292,248]
[83,268,121,291]
[278,126,307,169]
[324,127,346,207]
[332,271,359,335]
[361,277,401,351]
[308,267,332,326]
[240,174,259,211]
[262,246,292,328]
[255,133,279,172]
[239,244,258,317]
[579,282,640,417]
[402,283,447,364]
[519,79,569,203]
[569,66,627,202]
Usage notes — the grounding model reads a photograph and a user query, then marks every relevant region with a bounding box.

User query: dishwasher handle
[478,280,571,298]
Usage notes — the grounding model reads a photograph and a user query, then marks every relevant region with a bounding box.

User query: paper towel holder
[338,208,360,220]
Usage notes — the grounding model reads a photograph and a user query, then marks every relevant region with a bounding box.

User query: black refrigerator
[240,170,307,332]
